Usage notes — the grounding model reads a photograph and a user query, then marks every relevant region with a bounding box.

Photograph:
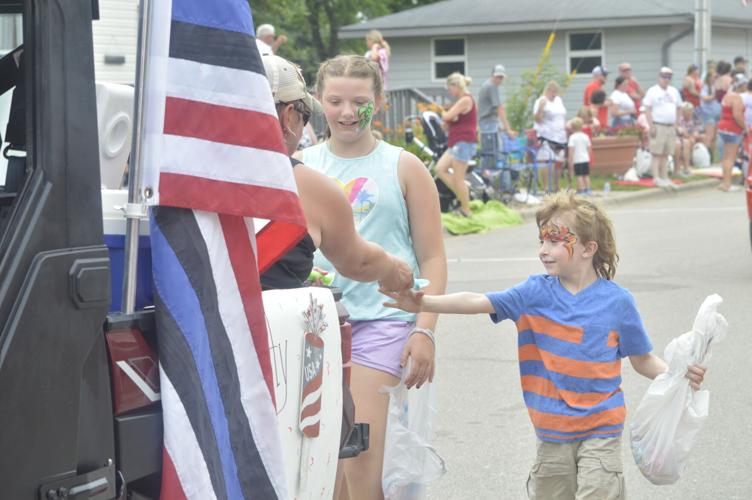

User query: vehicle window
[0,13,22,189]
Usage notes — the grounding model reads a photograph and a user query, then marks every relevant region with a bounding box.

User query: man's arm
[271,34,287,53]
[498,104,513,133]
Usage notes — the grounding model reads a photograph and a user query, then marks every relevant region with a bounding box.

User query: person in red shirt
[618,62,644,110]
[583,65,607,105]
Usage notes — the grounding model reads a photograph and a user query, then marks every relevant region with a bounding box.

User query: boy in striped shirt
[380,192,706,499]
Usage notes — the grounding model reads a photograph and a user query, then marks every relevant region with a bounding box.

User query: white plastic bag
[381,366,446,500]
[634,148,652,177]
[692,142,711,169]
[630,294,728,485]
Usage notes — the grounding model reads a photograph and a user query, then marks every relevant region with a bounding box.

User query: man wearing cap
[583,66,607,106]
[643,67,683,188]
[478,65,514,186]
[619,62,645,110]
[256,24,287,56]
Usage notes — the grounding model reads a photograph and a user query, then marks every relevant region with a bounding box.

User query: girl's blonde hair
[535,192,619,280]
[446,72,472,93]
[366,30,390,56]
[316,54,384,99]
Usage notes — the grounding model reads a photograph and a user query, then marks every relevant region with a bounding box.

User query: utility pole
[694,0,711,71]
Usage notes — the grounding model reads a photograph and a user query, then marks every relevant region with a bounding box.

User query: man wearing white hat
[256,24,287,56]
[478,64,514,187]
[643,66,683,188]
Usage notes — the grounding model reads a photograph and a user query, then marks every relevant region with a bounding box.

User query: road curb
[513,178,719,221]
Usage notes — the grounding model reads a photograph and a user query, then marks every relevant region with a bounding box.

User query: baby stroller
[404,111,492,213]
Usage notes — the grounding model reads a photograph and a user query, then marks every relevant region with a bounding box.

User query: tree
[250,0,441,82]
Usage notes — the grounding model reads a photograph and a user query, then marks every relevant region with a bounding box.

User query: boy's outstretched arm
[629,353,707,390]
[380,289,495,315]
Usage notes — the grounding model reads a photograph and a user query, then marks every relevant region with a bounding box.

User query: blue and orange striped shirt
[486,275,652,443]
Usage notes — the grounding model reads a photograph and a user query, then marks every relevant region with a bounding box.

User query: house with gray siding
[340,1,752,121]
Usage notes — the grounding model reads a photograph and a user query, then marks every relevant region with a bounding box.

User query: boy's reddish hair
[535,192,619,280]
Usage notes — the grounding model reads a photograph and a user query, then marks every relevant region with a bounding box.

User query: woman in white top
[534,80,567,191]
[610,76,637,127]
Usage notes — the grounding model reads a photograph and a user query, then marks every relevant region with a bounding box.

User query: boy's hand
[686,363,707,390]
[379,287,424,313]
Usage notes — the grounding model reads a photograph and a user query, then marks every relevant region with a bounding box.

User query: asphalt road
[424,187,752,500]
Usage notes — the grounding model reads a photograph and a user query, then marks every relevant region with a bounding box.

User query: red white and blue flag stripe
[140,0,306,498]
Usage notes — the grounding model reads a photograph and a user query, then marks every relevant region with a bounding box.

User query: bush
[505,63,571,133]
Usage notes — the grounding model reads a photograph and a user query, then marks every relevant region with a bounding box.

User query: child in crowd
[567,118,593,195]
[589,89,609,132]
[380,192,706,500]
[567,105,601,138]
[675,102,705,177]
[299,54,447,500]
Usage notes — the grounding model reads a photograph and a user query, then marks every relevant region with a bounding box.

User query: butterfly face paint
[539,223,578,258]
[357,101,375,133]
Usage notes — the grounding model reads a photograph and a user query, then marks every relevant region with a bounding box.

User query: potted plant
[591,126,641,176]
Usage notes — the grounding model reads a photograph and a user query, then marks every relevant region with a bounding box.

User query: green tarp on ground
[441,200,523,235]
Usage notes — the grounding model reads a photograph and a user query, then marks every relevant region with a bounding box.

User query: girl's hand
[400,332,435,389]
[379,288,424,313]
[686,363,707,390]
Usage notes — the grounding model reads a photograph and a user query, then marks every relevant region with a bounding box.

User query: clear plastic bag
[381,365,446,500]
[630,294,728,485]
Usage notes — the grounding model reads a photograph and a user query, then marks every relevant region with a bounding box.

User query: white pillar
[694,0,711,71]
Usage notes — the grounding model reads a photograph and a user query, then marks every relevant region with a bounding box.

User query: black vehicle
[0,2,364,498]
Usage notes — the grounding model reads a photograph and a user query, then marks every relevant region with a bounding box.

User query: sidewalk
[512,177,718,221]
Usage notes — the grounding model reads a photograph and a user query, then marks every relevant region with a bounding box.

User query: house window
[567,31,604,75]
[432,37,466,80]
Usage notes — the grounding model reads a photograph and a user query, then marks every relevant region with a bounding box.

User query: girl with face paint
[381,192,707,500]
[295,55,447,500]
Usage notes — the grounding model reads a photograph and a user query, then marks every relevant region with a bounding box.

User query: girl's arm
[398,150,447,388]
[629,353,707,390]
[442,95,473,123]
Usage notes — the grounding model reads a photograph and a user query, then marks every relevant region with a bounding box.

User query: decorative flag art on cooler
[139,0,306,499]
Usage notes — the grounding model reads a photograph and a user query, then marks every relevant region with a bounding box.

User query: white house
[340,0,752,118]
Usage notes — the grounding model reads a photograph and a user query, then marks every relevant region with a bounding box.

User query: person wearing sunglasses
[259,54,415,294]
[643,67,683,189]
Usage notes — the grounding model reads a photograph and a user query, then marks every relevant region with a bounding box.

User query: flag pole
[121,0,152,313]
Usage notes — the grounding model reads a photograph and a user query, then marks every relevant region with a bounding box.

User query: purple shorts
[350,320,415,378]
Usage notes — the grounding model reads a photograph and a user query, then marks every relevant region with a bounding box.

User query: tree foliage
[249,0,441,82]
[505,62,571,133]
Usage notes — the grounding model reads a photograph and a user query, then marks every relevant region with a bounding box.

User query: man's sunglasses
[281,100,311,126]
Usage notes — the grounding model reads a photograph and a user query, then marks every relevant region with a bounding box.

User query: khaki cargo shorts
[649,123,677,157]
[527,437,626,500]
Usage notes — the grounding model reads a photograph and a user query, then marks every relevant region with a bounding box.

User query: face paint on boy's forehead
[539,223,578,258]
[357,101,375,133]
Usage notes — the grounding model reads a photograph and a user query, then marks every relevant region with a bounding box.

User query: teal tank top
[303,141,418,321]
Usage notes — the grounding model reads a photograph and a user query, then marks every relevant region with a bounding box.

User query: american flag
[140,0,306,498]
